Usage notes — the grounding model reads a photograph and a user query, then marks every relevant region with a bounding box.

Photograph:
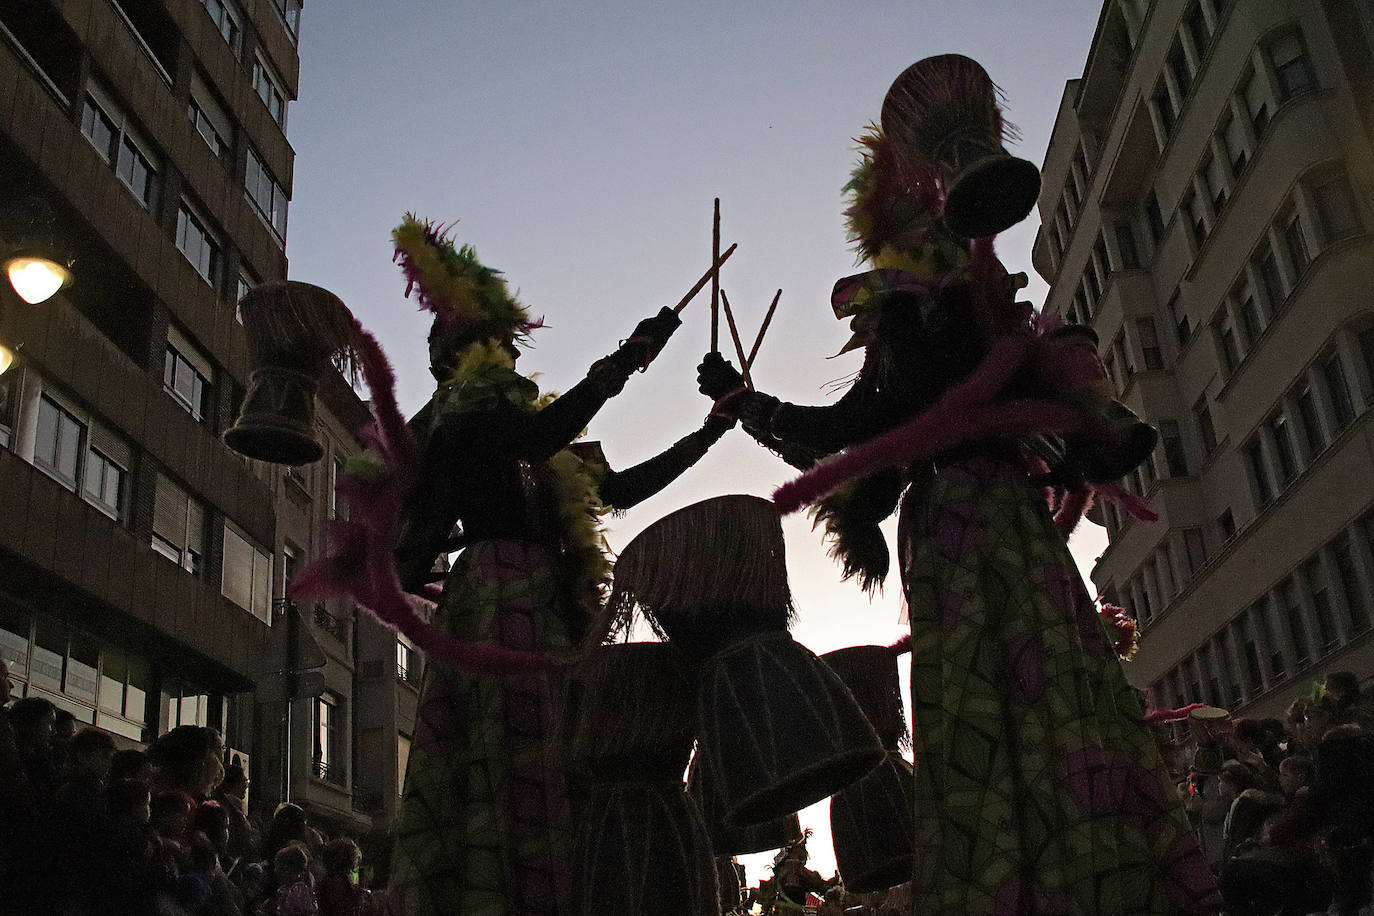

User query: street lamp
[4,249,73,304]
[0,198,75,375]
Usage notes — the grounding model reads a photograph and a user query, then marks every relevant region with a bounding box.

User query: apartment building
[0,0,417,834]
[1034,0,1374,719]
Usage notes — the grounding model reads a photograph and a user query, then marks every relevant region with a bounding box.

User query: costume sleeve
[598,422,728,511]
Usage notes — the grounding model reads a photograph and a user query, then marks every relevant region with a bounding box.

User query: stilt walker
[698,55,1222,914]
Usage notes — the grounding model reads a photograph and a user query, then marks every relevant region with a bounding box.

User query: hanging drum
[687,747,802,857]
[224,280,359,465]
[881,53,1041,239]
[610,495,884,828]
[821,645,915,893]
[566,641,718,916]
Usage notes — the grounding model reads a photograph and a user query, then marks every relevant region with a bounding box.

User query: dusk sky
[284,0,1113,877]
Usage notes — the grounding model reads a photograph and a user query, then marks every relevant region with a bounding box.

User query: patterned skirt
[900,458,1221,915]
[388,540,573,916]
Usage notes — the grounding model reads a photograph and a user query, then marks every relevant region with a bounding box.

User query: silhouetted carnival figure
[698,55,1221,914]
[291,215,731,916]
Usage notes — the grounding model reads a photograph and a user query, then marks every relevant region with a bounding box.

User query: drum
[880,54,1040,239]
[573,782,719,916]
[687,748,803,856]
[829,754,915,893]
[698,631,884,826]
[566,642,716,916]
[819,645,914,892]
[606,495,793,654]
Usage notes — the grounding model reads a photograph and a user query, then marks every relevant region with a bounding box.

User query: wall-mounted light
[4,249,74,304]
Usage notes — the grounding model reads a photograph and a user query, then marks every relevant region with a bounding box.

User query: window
[245,148,289,242]
[1084,266,1100,307]
[222,522,272,622]
[1323,352,1355,431]
[1243,71,1270,135]
[1136,317,1163,370]
[34,394,84,488]
[163,683,211,730]
[273,0,302,40]
[1194,395,1217,454]
[252,55,288,128]
[1331,534,1370,634]
[1183,193,1207,246]
[1204,155,1228,213]
[1236,283,1263,347]
[396,636,417,684]
[1270,33,1317,100]
[397,734,411,797]
[98,649,149,740]
[79,88,157,208]
[1168,291,1190,344]
[314,692,342,784]
[176,203,220,286]
[1146,191,1166,245]
[1185,3,1211,61]
[200,0,241,53]
[83,446,127,520]
[1279,578,1310,668]
[1222,116,1248,175]
[1092,235,1110,285]
[1267,413,1297,485]
[1215,510,1234,546]
[164,329,212,421]
[1283,214,1310,276]
[1252,598,1286,681]
[328,458,345,521]
[1217,314,1239,372]
[1256,245,1284,311]
[1153,79,1176,140]
[1168,41,1193,101]
[0,1,82,102]
[1161,420,1188,477]
[188,74,232,162]
[1313,173,1362,242]
[1295,385,1326,456]
[110,0,179,80]
[1238,613,1264,695]
[1115,221,1140,270]
[1302,557,1339,654]
[152,475,205,574]
[0,374,17,450]
[1198,642,1221,705]
[1246,439,1273,507]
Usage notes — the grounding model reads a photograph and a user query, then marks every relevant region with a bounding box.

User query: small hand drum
[688,747,803,857]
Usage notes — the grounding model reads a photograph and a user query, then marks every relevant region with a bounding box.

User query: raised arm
[598,416,733,511]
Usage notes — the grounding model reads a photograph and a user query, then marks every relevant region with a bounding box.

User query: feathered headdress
[392,214,542,344]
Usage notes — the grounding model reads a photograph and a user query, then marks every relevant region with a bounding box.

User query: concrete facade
[1035,0,1374,720]
[0,0,416,834]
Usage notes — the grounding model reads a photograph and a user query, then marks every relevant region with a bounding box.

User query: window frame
[175,200,222,287]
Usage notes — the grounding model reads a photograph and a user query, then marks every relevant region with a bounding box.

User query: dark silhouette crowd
[1183,671,1374,916]
[0,659,378,916]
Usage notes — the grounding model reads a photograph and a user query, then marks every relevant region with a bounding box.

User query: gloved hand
[702,410,738,438]
[697,352,747,400]
[586,353,634,398]
[621,306,682,366]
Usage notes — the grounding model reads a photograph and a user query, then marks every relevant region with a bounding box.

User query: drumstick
[745,288,781,370]
[671,244,737,315]
[719,290,753,389]
[710,198,721,352]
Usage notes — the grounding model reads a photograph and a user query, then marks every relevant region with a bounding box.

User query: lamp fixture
[2,198,74,305]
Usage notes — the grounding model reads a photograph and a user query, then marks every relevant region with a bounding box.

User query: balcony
[313,604,349,646]
[311,756,344,787]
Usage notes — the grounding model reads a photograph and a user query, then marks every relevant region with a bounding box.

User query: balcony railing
[313,604,349,645]
[312,757,344,786]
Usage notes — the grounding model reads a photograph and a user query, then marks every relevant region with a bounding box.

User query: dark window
[1271,33,1317,100]
[1153,80,1176,138]
[1251,599,1286,681]
[1185,194,1207,245]
[1244,72,1270,134]
[1137,317,1163,370]
[1194,395,1218,454]
[80,97,118,163]
[1223,117,1248,175]
[200,0,240,52]
[110,0,180,79]
[164,345,210,421]
[1313,174,1362,242]
[1186,3,1211,60]
[1239,617,1264,694]
[83,449,127,519]
[1296,386,1326,456]
[0,0,82,101]
[1218,509,1236,542]
[1115,221,1140,270]
[34,395,84,488]
[1169,293,1190,344]
[1147,192,1167,245]
[188,98,230,161]
[1324,353,1355,430]
[1218,322,1240,372]
[1169,42,1193,100]
[176,205,220,286]
[1257,247,1284,310]
[1280,579,1310,668]
[1332,534,1369,634]
[1269,414,1297,484]
[0,373,17,450]
[115,136,155,207]
[245,148,289,242]
[1246,439,1273,507]
[1284,216,1311,276]
[1161,420,1189,476]
[1302,558,1338,653]
[1238,294,1263,347]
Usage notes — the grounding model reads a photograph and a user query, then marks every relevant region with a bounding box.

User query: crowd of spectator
[0,658,378,916]
[1184,671,1374,916]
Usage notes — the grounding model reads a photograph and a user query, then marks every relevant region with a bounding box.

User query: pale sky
[285,0,1112,881]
